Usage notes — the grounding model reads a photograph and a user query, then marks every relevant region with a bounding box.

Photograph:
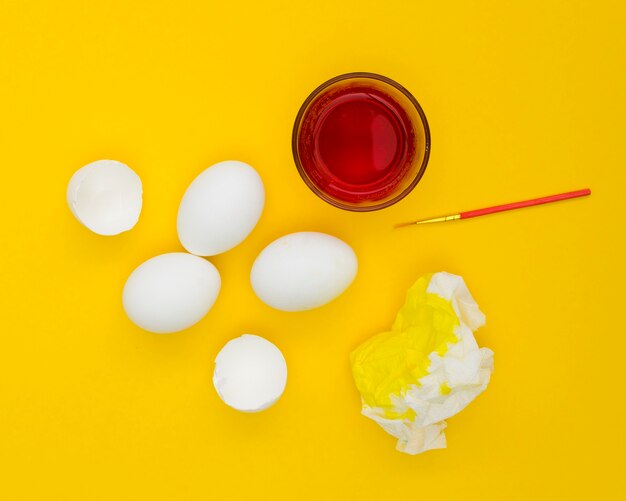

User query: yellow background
[1,1,625,499]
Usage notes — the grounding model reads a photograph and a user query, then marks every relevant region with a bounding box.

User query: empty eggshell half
[251,231,358,311]
[177,160,265,256]
[213,334,287,412]
[122,253,221,334]
[67,159,142,236]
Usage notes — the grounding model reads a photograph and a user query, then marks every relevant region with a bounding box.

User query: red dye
[297,85,416,203]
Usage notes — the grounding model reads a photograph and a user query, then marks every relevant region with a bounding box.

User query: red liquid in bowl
[296,85,416,203]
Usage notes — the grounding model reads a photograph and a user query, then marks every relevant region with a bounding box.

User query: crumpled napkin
[350,272,494,455]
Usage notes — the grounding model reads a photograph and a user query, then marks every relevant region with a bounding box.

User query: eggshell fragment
[177,160,265,256]
[250,232,358,311]
[67,159,142,236]
[122,253,221,334]
[213,334,287,412]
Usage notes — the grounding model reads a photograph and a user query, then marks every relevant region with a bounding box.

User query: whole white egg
[250,232,358,312]
[213,334,287,412]
[122,253,221,333]
[177,160,265,256]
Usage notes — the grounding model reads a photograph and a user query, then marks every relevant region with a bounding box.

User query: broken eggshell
[213,334,287,412]
[67,159,142,236]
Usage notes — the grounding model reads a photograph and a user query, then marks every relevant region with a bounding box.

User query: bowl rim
[291,71,431,212]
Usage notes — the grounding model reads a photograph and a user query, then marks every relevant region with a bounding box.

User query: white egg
[213,334,287,412]
[177,160,265,256]
[122,253,221,334]
[251,232,358,311]
[67,159,142,236]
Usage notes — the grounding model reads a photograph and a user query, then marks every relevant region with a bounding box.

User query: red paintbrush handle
[460,188,591,220]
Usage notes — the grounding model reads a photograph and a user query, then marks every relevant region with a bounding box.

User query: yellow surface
[1,1,625,499]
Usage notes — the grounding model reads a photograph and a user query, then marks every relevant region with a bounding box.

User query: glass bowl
[292,72,431,211]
